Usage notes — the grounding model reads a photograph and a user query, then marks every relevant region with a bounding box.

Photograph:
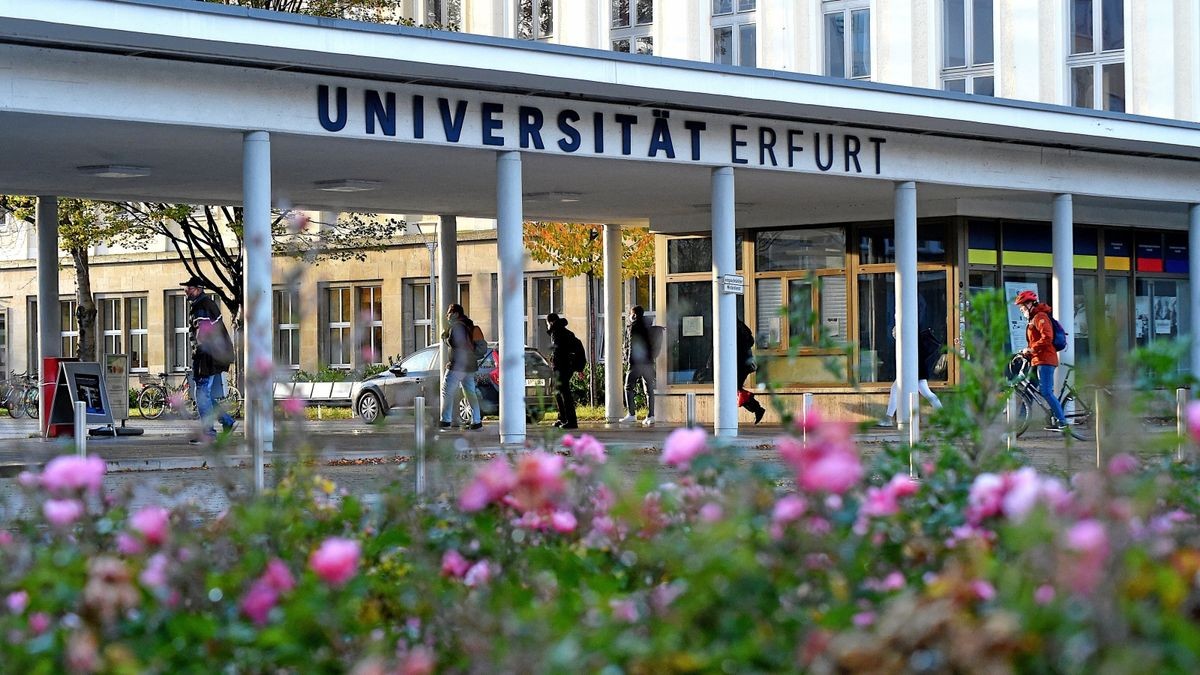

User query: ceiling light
[76,164,151,178]
[315,179,381,193]
[527,191,581,202]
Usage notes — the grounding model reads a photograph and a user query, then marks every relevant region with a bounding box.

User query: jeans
[624,363,655,417]
[441,369,481,424]
[554,370,577,426]
[886,380,943,418]
[1036,364,1067,425]
[194,373,235,435]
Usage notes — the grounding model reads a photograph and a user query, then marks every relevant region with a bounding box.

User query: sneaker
[560,422,578,430]
[641,416,655,427]
[222,420,238,434]
[438,421,452,429]
[468,422,484,431]
[1044,422,1065,432]
[876,417,894,428]
[553,420,566,428]
[753,408,765,425]
[188,437,203,445]
[618,414,636,423]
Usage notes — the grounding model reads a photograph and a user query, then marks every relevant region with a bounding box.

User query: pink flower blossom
[852,611,876,628]
[1107,453,1139,477]
[511,452,566,513]
[777,424,863,494]
[281,397,305,416]
[17,471,38,488]
[40,456,106,494]
[139,553,170,591]
[29,612,51,634]
[610,598,639,623]
[399,645,436,675]
[0,531,11,547]
[1063,519,1109,595]
[772,494,808,525]
[116,533,144,556]
[6,590,28,614]
[662,427,708,469]
[564,434,607,464]
[441,550,471,578]
[966,473,1005,523]
[463,560,492,588]
[130,506,170,546]
[1034,584,1056,605]
[458,457,517,512]
[882,572,905,591]
[262,559,295,593]
[43,498,84,527]
[551,510,578,533]
[239,581,278,626]
[309,537,361,587]
[971,580,996,601]
[1187,400,1200,444]
[699,502,723,523]
[861,474,919,518]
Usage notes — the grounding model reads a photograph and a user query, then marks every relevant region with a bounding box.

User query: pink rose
[662,427,708,469]
[1063,519,1109,595]
[400,645,436,675]
[778,424,863,494]
[116,532,144,556]
[852,611,876,628]
[610,598,639,623]
[1187,400,1200,444]
[441,550,471,578]
[861,474,919,518]
[1034,584,1056,605]
[262,559,295,593]
[130,506,171,546]
[511,452,566,513]
[29,612,51,634]
[458,457,517,512]
[240,581,278,626]
[971,580,996,601]
[281,397,305,416]
[309,537,361,587]
[6,590,28,614]
[43,498,84,527]
[1001,467,1041,522]
[0,531,12,547]
[564,434,607,464]
[139,553,170,590]
[698,502,723,523]
[40,456,106,494]
[550,510,578,533]
[463,560,492,588]
[17,471,38,488]
[1107,453,1139,477]
[772,494,807,525]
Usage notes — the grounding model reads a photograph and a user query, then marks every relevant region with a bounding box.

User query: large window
[100,298,122,360]
[358,286,384,365]
[942,0,994,95]
[531,276,563,355]
[423,0,461,28]
[712,0,756,67]
[167,293,189,373]
[127,297,147,372]
[0,307,8,374]
[857,271,950,384]
[326,287,353,369]
[753,229,847,350]
[404,280,469,356]
[1068,0,1124,111]
[325,285,383,369]
[517,0,553,41]
[611,0,653,55]
[60,299,79,358]
[824,0,870,79]
[665,235,746,385]
[274,289,301,369]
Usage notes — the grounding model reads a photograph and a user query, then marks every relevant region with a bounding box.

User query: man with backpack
[620,305,657,426]
[440,303,483,430]
[545,312,583,430]
[1014,290,1068,432]
[181,275,236,444]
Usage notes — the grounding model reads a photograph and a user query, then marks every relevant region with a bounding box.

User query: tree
[524,222,655,404]
[201,0,458,29]
[0,197,148,361]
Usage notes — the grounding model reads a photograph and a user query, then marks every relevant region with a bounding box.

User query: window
[423,0,461,28]
[531,276,563,355]
[60,299,79,358]
[942,0,994,95]
[517,0,553,41]
[824,1,870,79]
[857,271,950,383]
[712,0,756,67]
[100,298,122,360]
[611,0,653,55]
[0,307,8,375]
[358,286,384,365]
[127,297,148,372]
[404,280,468,356]
[168,293,190,373]
[754,229,847,350]
[327,287,352,369]
[274,289,301,369]
[1068,0,1124,111]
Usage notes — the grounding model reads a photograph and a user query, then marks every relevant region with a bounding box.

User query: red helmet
[1013,290,1039,306]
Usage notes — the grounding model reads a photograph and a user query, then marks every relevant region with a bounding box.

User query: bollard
[1005,394,1018,452]
[1177,388,1188,462]
[908,392,920,479]
[317,404,323,421]
[414,396,426,496]
[74,400,86,457]
[1094,388,1103,469]
[801,393,814,443]
[686,392,696,428]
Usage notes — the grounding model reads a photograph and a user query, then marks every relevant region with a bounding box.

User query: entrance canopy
[2,0,1199,230]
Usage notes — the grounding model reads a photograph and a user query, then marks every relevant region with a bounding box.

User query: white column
[496,152,526,445]
[437,215,458,379]
[712,167,737,437]
[1052,194,1075,378]
[36,196,59,422]
[894,181,918,427]
[1190,204,1200,386]
[243,131,274,484]
[602,223,623,422]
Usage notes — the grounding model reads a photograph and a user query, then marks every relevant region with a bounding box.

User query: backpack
[469,323,489,361]
[569,334,588,373]
[1049,316,1068,352]
[648,325,665,359]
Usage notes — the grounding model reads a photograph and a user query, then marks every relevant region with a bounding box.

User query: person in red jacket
[1014,290,1067,431]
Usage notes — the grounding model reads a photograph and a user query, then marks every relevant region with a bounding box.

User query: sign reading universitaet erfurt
[315,84,886,176]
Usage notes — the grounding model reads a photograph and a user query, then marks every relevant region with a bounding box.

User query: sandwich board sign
[48,361,115,427]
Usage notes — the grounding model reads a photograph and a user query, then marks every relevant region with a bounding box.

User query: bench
[272,382,355,416]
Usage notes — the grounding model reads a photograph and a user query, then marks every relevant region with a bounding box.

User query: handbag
[737,389,753,407]
[931,353,949,379]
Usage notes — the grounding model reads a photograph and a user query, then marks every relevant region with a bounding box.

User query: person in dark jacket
[182,275,235,443]
[736,320,767,424]
[439,303,482,430]
[546,313,580,430]
[620,305,656,426]
[879,326,944,427]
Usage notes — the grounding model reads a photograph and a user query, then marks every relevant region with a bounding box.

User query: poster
[1073,295,1088,339]
[1004,281,1040,354]
[681,316,704,337]
[1135,296,1150,339]
[105,354,129,420]
[1154,296,1177,335]
[74,373,105,415]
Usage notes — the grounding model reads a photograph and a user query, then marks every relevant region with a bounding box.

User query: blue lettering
[412,95,424,139]
[870,137,886,174]
[438,98,468,142]
[614,114,637,155]
[518,106,545,150]
[759,127,778,166]
[648,117,676,158]
[844,134,862,173]
[318,85,347,132]
[557,110,581,152]
[814,132,834,171]
[786,129,804,167]
[730,124,749,165]
[481,102,505,146]
[593,112,605,153]
[364,90,396,136]
[684,120,706,161]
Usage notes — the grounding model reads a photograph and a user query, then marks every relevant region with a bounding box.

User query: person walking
[736,320,767,424]
[181,275,235,444]
[619,305,656,426]
[1014,290,1068,431]
[440,303,483,430]
[879,326,944,427]
[546,312,581,430]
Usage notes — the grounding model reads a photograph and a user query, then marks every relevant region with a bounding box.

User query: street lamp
[414,222,438,348]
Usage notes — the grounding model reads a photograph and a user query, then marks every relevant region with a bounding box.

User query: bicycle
[1006,354,1092,441]
[1,371,33,419]
[137,373,242,420]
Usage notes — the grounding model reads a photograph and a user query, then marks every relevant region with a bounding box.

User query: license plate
[524,378,546,387]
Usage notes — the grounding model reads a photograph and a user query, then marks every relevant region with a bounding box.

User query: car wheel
[357,391,384,424]
[457,396,473,426]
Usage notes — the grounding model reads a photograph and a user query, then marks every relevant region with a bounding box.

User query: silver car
[350,343,555,425]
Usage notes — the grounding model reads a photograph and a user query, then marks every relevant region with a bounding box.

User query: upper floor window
[712,0,756,68]
[612,0,653,55]
[823,1,870,80]
[942,0,994,95]
[273,289,301,370]
[423,0,461,29]
[167,293,190,373]
[60,299,79,358]
[1068,0,1124,111]
[518,0,553,41]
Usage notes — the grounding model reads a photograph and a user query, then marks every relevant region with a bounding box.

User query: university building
[0,0,1197,447]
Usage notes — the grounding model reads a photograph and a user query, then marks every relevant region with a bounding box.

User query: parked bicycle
[2,371,40,419]
[137,372,242,420]
[1006,354,1092,441]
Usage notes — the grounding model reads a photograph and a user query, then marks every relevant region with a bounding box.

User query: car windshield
[400,348,437,373]
[479,348,548,370]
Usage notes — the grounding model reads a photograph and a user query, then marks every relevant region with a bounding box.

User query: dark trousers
[625,363,655,417]
[738,367,765,416]
[554,371,577,426]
